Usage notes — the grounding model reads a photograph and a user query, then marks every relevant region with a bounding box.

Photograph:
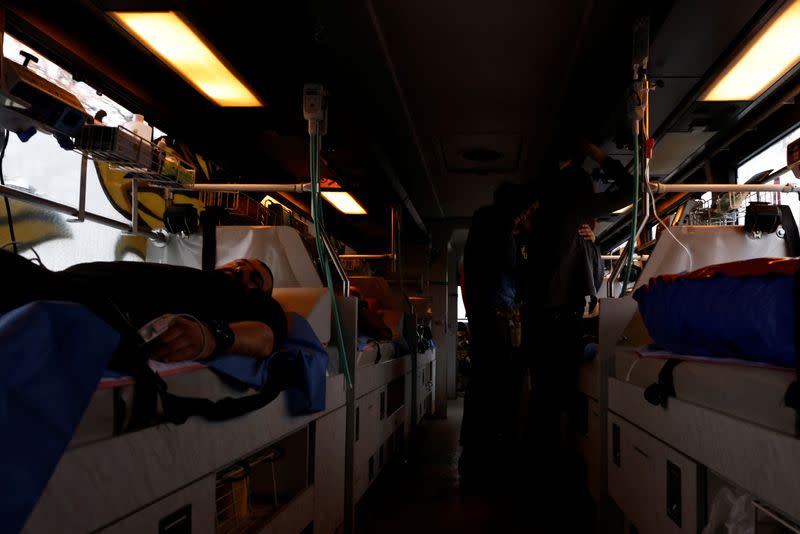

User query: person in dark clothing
[459,182,537,485]
[520,138,632,481]
[0,250,288,361]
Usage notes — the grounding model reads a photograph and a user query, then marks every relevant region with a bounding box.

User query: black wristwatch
[208,320,235,354]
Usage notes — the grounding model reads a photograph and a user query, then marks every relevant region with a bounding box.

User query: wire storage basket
[215,447,284,534]
[200,192,270,225]
[200,191,309,229]
[682,191,778,226]
[74,124,195,184]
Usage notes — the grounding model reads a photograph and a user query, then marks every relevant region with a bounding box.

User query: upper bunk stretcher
[1,225,352,533]
[350,275,410,367]
[616,252,800,436]
[71,226,339,444]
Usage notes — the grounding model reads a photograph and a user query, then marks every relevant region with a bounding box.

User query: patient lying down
[1,250,288,362]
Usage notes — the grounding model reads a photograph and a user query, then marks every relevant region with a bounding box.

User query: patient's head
[218,258,274,295]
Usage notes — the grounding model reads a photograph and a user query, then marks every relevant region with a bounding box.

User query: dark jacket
[523,157,632,312]
[462,205,519,318]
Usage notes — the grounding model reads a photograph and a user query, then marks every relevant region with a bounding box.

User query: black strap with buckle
[644,359,683,409]
[785,267,800,435]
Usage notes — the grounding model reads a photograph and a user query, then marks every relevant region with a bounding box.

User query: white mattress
[75,339,344,449]
[146,225,322,288]
[73,365,251,448]
[273,287,331,344]
[73,285,335,448]
[614,345,797,435]
[356,341,396,367]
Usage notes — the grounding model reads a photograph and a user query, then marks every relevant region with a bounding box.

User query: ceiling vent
[462,147,503,162]
[441,133,522,173]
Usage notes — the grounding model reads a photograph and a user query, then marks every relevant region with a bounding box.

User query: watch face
[213,321,234,352]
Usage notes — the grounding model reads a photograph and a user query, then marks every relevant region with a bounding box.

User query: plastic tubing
[619,130,641,297]
[310,132,353,386]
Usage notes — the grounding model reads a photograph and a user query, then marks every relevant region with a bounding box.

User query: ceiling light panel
[321,191,367,215]
[111,12,262,107]
[702,0,800,101]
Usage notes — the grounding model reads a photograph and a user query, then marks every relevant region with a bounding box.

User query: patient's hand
[579,224,596,242]
[151,317,215,362]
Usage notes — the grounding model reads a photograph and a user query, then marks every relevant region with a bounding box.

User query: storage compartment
[98,476,215,534]
[355,390,380,454]
[423,392,433,418]
[354,389,382,501]
[415,359,434,422]
[608,414,698,533]
[703,471,800,533]
[386,375,405,418]
[755,502,800,533]
[313,407,346,534]
[577,396,601,503]
[215,427,310,533]
[394,425,405,460]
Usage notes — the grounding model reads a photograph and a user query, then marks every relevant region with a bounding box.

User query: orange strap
[643,257,800,288]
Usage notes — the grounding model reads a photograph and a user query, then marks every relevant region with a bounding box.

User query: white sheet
[356,342,396,367]
[146,226,321,288]
[615,345,796,435]
[273,287,331,344]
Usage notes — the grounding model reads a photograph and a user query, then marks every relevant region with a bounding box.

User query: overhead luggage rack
[73,124,196,185]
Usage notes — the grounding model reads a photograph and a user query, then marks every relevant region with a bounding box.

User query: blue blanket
[634,274,795,367]
[0,302,119,534]
[0,302,328,533]
[207,312,328,414]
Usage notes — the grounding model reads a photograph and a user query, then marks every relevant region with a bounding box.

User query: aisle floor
[355,398,596,533]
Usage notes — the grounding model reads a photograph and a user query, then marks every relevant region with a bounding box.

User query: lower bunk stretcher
[74,318,333,447]
[76,362,262,447]
[614,345,797,436]
[356,337,398,367]
[0,300,332,533]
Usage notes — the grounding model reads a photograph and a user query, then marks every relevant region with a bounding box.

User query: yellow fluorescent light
[111,12,262,107]
[702,0,800,101]
[321,191,367,215]
[613,204,633,215]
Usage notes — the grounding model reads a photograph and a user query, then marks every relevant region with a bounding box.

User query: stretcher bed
[356,339,397,367]
[611,226,798,437]
[15,226,353,533]
[70,285,334,448]
[348,275,411,394]
[346,276,415,501]
[603,226,800,526]
[70,224,336,446]
[607,340,800,525]
[614,344,797,436]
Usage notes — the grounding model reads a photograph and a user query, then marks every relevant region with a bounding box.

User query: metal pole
[601,255,649,261]
[0,184,163,241]
[339,208,399,261]
[649,182,800,193]
[176,183,312,193]
[390,205,397,273]
[131,179,139,234]
[321,231,350,296]
[77,151,87,222]
[338,253,395,260]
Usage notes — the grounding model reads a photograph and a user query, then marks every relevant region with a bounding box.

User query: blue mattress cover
[0,301,327,533]
[634,273,796,368]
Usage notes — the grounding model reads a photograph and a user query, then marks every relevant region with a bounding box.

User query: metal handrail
[321,230,350,296]
[0,184,164,242]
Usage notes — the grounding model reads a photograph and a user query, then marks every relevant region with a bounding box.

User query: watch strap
[209,320,234,354]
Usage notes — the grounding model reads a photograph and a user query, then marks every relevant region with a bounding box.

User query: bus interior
[3,0,800,533]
